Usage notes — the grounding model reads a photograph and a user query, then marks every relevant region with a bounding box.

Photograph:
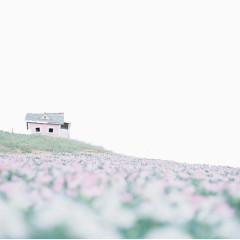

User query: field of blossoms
[1,152,240,238]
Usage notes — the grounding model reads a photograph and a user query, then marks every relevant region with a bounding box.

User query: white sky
[1,1,240,167]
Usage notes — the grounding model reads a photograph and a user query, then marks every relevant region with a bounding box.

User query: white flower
[94,189,136,228]
[0,199,28,238]
[214,218,240,238]
[34,196,120,238]
[145,226,191,238]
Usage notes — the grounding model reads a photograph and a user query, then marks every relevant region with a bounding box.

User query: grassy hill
[0,130,107,154]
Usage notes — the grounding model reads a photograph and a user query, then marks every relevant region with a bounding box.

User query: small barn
[25,112,71,138]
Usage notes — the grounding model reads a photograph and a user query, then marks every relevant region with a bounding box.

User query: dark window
[61,123,69,130]
[49,128,53,133]
[36,128,40,132]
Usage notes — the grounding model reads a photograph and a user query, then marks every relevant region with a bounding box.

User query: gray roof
[25,113,65,124]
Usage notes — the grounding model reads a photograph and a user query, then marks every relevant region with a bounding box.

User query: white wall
[58,129,70,138]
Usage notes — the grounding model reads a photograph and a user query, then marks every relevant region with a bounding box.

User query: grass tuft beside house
[0,130,107,153]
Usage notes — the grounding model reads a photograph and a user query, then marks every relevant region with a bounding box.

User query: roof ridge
[25,113,65,124]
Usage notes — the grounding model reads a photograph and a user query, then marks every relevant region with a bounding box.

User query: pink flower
[53,178,64,192]
[0,163,4,170]
[121,192,132,202]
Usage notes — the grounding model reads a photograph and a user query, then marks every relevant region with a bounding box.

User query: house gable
[41,113,50,120]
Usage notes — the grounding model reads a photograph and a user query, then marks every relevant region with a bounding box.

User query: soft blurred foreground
[0,152,240,238]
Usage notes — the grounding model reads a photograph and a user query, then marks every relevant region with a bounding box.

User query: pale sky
[1,1,240,167]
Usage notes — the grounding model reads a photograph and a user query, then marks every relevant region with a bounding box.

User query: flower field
[0,152,240,238]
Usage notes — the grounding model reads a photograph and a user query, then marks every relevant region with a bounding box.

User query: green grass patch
[0,130,107,154]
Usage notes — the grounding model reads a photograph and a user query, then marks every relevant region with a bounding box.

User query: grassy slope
[0,130,107,153]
